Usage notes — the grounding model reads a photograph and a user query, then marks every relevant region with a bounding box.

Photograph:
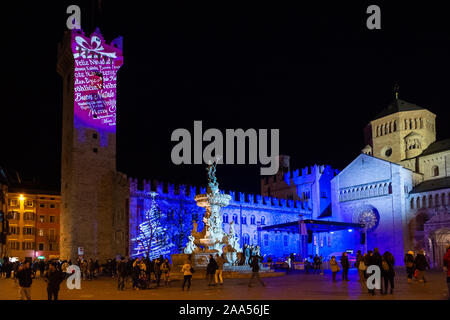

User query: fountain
[174,158,241,268]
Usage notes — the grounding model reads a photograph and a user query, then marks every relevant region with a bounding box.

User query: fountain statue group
[183,159,241,265]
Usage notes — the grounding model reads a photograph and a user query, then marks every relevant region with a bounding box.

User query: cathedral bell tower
[363,91,436,165]
[57,28,125,261]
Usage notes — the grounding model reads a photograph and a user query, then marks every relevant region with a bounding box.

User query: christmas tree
[132,192,174,259]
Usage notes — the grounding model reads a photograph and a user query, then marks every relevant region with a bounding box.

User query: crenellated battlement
[129,177,308,212]
[283,164,340,185]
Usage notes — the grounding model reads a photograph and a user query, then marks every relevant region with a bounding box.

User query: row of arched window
[223,213,266,226]
[376,118,432,137]
[410,192,450,209]
[339,182,392,202]
[376,121,398,136]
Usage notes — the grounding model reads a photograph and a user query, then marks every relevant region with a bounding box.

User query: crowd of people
[1,245,449,299]
[0,258,67,300]
[328,247,445,296]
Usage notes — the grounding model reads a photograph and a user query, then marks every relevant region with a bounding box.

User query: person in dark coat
[206,255,218,286]
[131,259,140,290]
[154,256,163,287]
[117,257,127,290]
[44,263,65,300]
[341,252,350,281]
[16,262,34,300]
[148,258,155,283]
[414,250,429,283]
[313,255,320,274]
[381,251,395,294]
[404,251,415,283]
[248,255,265,287]
[39,260,45,277]
[365,250,376,295]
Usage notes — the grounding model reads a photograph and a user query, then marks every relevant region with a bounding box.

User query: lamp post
[364,227,368,254]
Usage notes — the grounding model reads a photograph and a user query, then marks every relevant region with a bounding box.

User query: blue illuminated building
[128,99,450,267]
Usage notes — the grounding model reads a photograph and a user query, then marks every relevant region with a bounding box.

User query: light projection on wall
[71,28,123,132]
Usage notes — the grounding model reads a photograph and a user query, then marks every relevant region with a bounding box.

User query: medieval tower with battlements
[57,28,129,262]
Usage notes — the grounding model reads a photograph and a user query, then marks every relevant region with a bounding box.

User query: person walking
[117,257,127,291]
[215,253,226,286]
[313,255,320,274]
[443,245,450,300]
[248,255,265,287]
[329,256,340,282]
[414,250,429,283]
[404,251,415,283]
[381,251,395,294]
[44,263,64,300]
[206,254,218,286]
[341,252,350,281]
[285,256,292,274]
[16,262,34,300]
[131,258,141,290]
[181,259,193,291]
[161,258,171,287]
[154,256,163,287]
[244,244,250,265]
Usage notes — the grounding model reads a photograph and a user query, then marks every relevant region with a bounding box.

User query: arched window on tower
[410,198,414,209]
[250,215,256,225]
[416,197,420,209]
[393,120,397,132]
[223,213,229,224]
[261,216,266,225]
[422,195,427,208]
[432,166,439,177]
[233,214,238,224]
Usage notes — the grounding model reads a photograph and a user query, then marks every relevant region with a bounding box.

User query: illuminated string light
[131,193,174,259]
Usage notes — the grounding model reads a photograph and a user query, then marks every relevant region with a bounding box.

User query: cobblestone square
[0,268,447,300]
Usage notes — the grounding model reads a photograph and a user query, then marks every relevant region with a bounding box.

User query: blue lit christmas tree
[132,192,174,259]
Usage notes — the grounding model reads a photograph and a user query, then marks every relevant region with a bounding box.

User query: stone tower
[363,98,436,166]
[57,28,128,261]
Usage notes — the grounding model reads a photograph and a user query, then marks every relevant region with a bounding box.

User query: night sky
[2,1,450,194]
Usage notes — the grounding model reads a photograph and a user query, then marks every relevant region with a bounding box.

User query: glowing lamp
[348,229,353,232]
[19,194,24,201]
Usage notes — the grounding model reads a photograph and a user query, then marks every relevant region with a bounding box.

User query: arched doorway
[428,228,450,269]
